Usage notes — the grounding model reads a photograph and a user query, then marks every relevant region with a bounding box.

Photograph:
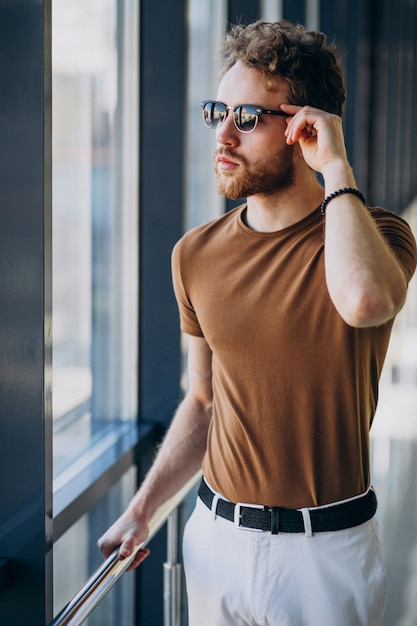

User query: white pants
[183,496,387,626]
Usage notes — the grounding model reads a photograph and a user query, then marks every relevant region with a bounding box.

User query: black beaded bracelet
[320,187,367,216]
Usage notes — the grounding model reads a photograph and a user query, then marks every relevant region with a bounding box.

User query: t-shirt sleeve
[171,238,204,337]
[371,207,417,283]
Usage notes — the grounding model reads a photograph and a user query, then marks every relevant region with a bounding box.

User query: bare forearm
[126,392,211,523]
[322,160,407,327]
[97,391,211,562]
[98,335,213,564]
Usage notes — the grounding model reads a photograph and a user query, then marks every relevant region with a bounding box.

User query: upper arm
[187,335,213,407]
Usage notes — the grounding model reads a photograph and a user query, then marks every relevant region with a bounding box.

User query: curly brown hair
[220,20,346,117]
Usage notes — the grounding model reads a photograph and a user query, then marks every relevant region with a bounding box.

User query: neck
[245,174,324,233]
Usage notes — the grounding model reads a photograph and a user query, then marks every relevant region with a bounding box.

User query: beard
[213,143,295,200]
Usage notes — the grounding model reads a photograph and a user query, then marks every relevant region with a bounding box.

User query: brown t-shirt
[172,205,416,508]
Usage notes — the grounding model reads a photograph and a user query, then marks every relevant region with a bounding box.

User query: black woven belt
[198,478,377,534]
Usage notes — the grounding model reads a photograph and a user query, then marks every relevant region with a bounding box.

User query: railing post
[163,508,182,626]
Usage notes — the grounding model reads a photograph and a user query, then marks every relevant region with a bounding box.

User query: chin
[216,176,246,200]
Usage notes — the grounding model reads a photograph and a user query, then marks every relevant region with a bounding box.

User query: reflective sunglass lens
[202,101,226,129]
[235,105,258,132]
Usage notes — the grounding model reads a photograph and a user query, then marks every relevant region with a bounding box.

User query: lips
[216,153,240,171]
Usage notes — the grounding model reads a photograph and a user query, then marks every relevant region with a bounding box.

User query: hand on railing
[97,512,150,571]
[51,471,201,626]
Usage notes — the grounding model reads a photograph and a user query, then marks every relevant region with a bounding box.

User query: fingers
[280,104,340,143]
[97,535,119,560]
[125,548,150,572]
[97,530,135,560]
[118,543,150,572]
[97,530,150,571]
[282,106,321,145]
[118,534,139,558]
[97,515,149,563]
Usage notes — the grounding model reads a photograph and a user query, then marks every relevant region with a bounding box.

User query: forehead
[217,60,290,106]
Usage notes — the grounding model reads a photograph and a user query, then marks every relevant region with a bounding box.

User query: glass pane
[52,0,138,479]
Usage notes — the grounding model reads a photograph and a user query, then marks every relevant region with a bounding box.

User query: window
[52,0,138,486]
[186,0,226,230]
[51,2,139,618]
[52,0,138,476]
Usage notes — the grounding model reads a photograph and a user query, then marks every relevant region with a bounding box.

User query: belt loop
[271,507,280,534]
[300,508,313,538]
[211,493,220,520]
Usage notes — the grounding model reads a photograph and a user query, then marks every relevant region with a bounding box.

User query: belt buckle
[234,502,264,531]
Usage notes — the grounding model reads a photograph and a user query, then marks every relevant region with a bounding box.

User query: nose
[216,110,240,147]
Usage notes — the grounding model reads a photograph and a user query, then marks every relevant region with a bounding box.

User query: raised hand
[281,104,349,177]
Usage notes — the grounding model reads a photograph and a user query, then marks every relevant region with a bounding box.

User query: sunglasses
[201,100,289,133]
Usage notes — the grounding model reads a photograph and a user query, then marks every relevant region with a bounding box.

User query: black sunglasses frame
[201,100,289,133]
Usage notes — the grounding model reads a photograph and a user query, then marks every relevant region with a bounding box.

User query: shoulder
[172,205,244,259]
[369,206,414,234]
[369,206,417,281]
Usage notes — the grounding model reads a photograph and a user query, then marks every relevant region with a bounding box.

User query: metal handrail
[51,471,201,626]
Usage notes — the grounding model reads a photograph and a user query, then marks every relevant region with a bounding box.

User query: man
[98,20,417,625]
